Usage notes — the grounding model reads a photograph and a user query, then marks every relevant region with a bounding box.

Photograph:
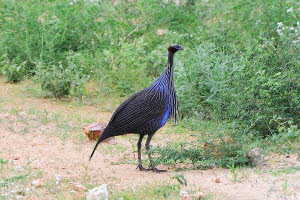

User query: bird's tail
[89,127,115,161]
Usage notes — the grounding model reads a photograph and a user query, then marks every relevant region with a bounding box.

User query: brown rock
[182,195,192,200]
[68,182,88,192]
[247,148,265,165]
[31,180,43,188]
[157,29,168,35]
[95,17,105,22]
[192,192,204,199]
[83,122,111,141]
[215,178,220,183]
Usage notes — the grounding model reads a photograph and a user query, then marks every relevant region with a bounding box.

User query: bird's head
[168,44,184,53]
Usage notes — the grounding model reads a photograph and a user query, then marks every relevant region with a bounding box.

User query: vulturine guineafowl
[89,44,184,172]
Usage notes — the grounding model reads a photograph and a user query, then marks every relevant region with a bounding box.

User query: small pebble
[180,190,189,197]
[31,180,42,188]
[55,174,61,184]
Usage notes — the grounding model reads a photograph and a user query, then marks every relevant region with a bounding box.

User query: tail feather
[89,128,114,161]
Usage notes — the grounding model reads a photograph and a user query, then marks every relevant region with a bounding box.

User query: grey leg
[137,134,149,171]
[145,134,167,173]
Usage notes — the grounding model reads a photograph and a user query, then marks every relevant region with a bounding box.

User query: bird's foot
[149,166,167,173]
[137,164,151,172]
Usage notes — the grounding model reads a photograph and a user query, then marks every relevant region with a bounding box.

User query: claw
[137,165,151,172]
[149,166,167,173]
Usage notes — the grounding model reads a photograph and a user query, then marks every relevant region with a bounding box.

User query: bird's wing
[109,90,143,123]
[108,90,166,132]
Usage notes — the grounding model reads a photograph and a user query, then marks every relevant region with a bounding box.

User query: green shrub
[2,61,26,83]
[35,60,89,98]
[176,44,248,120]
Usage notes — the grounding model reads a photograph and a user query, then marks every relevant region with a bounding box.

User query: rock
[180,190,189,197]
[182,195,191,200]
[86,184,109,200]
[246,148,265,165]
[68,182,88,192]
[191,192,204,199]
[156,29,168,35]
[55,174,61,184]
[95,17,105,22]
[215,178,221,183]
[83,122,113,141]
[14,166,24,172]
[69,189,77,194]
[31,180,43,188]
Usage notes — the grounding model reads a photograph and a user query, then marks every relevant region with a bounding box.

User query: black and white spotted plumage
[89,45,183,172]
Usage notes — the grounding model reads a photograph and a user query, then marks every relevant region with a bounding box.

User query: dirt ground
[1,79,300,200]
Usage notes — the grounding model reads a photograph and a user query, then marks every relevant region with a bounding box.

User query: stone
[215,178,221,183]
[182,195,191,200]
[180,190,189,197]
[246,148,265,165]
[86,184,109,200]
[55,174,61,184]
[191,192,204,199]
[31,180,43,188]
[68,182,87,192]
[95,17,105,22]
[157,29,168,35]
[83,122,113,141]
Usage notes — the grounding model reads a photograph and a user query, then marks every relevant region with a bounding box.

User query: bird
[89,44,183,172]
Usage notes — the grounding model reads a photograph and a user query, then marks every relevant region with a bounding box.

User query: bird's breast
[159,105,171,127]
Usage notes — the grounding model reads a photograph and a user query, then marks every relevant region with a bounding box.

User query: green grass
[0,159,8,165]
[110,184,181,200]
[256,166,300,177]
[0,175,28,187]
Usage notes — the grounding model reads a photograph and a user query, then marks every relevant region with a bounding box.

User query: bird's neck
[167,51,174,76]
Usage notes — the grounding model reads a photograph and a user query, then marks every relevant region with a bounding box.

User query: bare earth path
[1,79,300,200]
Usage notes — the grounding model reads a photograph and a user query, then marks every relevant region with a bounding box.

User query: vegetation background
[0,0,299,167]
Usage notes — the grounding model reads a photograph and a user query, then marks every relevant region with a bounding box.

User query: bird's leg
[145,134,167,173]
[137,134,149,171]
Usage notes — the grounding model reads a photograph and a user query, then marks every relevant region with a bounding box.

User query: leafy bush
[2,61,26,83]
[35,60,89,98]
[176,44,248,120]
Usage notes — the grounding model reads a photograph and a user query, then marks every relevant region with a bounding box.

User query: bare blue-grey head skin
[89,44,183,173]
